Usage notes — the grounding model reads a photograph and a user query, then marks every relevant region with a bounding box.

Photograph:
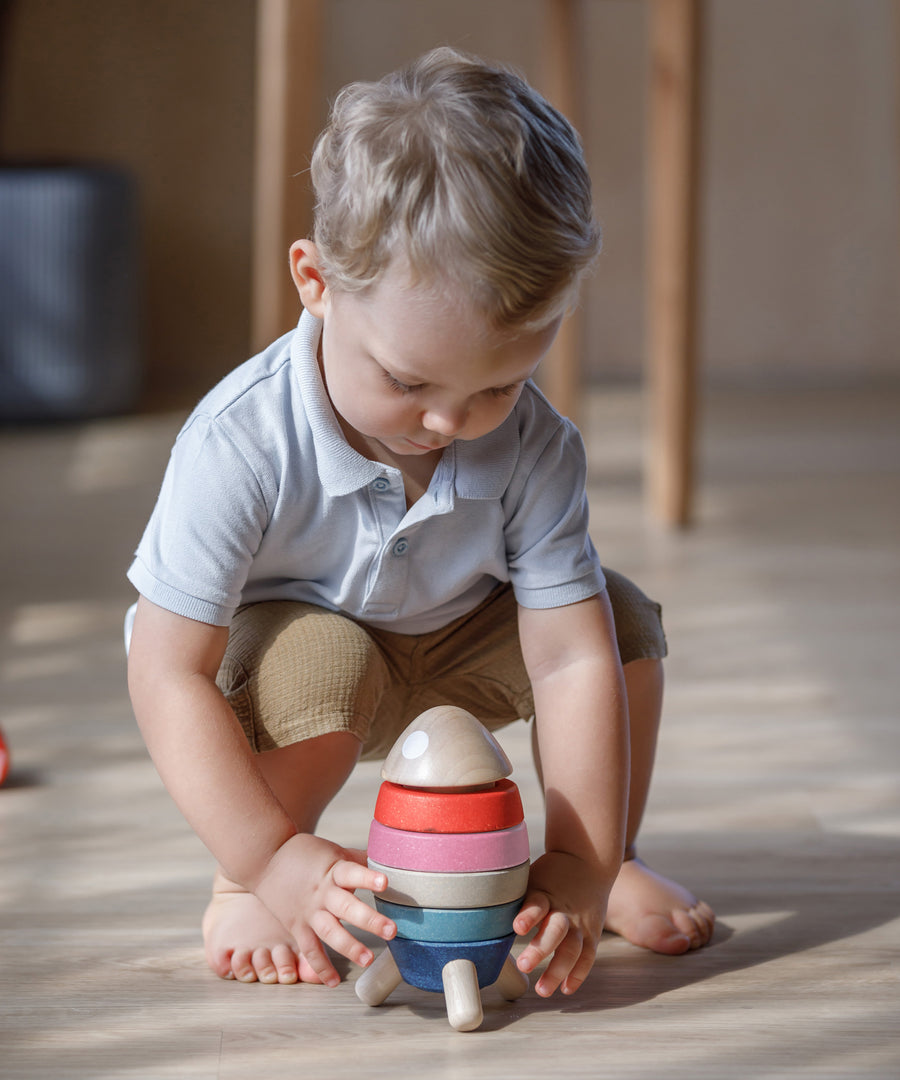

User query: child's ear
[289,239,328,317]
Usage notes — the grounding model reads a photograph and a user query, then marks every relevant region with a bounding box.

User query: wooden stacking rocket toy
[355,705,531,1031]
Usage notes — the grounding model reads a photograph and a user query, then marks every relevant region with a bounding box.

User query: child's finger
[292,925,342,988]
[512,890,551,936]
[535,924,584,997]
[561,941,598,995]
[332,857,388,895]
[327,885,396,941]
[313,912,378,972]
[515,909,569,975]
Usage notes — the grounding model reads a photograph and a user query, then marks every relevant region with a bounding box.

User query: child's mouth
[405,438,450,452]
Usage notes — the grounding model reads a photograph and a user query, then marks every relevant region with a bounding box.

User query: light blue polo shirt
[128,310,605,634]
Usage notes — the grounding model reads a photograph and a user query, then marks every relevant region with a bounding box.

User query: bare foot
[202,871,323,984]
[605,857,715,955]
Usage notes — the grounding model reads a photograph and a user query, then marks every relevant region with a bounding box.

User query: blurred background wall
[0,0,897,409]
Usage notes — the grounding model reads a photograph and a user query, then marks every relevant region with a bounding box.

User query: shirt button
[392,538,409,556]
[372,477,391,492]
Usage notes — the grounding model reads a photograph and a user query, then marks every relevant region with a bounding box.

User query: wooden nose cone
[381,706,513,789]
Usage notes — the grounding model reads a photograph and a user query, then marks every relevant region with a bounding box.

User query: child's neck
[337,415,443,510]
[393,450,443,510]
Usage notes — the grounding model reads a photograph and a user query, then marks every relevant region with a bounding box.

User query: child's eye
[383,372,424,394]
[489,383,520,399]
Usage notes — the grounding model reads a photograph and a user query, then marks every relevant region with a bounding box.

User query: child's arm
[512,591,629,997]
[126,597,395,986]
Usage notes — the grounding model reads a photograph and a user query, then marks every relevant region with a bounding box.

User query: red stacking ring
[374,778,524,834]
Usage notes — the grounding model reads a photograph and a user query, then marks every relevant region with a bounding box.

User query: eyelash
[382,372,519,399]
[384,373,422,394]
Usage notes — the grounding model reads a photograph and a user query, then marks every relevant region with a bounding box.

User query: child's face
[316,263,560,462]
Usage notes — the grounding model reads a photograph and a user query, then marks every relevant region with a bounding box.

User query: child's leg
[599,573,715,951]
[604,657,715,953]
[203,601,389,984]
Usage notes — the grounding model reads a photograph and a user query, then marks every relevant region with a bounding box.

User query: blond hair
[309,47,601,330]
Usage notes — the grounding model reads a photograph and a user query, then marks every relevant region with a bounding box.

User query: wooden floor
[1,384,898,1079]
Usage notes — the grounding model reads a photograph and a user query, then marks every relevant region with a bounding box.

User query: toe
[208,950,236,980]
[252,947,279,984]
[230,948,259,983]
[670,901,716,950]
[272,943,300,984]
[671,907,704,949]
[690,901,716,946]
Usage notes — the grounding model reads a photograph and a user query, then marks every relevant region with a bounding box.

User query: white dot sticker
[401,730,429,760]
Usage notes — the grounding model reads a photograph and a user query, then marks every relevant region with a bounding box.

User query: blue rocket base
[387,934,516,993]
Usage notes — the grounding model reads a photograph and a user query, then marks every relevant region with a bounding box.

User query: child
[126,47,713,1000]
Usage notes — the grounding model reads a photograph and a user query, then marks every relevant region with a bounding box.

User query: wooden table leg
[252,0,324,353]
[647,0,703,526]
[540,0,583,423]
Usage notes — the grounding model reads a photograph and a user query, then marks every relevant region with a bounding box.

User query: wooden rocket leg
[442,958,484,1032]
[494,955,529,1000]
[355,948,402,1006]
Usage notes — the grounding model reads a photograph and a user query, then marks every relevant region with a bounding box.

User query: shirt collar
[452,413,521,499]
[291,310,385,496]
[290,308,521,500]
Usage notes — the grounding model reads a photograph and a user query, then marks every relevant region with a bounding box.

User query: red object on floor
[0,728,9,785]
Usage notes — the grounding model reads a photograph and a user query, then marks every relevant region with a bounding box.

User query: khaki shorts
[216,569,666,759]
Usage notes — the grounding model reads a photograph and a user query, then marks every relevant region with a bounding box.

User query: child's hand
[252,833,396,987]
[513,850,609,997]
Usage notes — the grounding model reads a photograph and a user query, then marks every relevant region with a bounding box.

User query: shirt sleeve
[127,413,273,625]
[503,415,605,609]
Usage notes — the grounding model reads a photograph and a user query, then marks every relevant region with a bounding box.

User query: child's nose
[422,403,467,437]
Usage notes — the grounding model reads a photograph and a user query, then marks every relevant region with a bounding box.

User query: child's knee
[602,569,667,665]
[217,601,388,753]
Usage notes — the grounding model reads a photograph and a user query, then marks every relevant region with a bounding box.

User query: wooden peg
[442,958,483,1032]
[355,948,402,1007]
[494,955,529,1001]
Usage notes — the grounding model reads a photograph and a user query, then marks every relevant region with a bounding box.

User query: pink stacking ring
[373,779,524,834]
[368,820,529,873]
